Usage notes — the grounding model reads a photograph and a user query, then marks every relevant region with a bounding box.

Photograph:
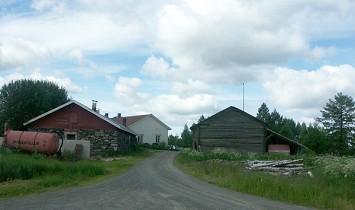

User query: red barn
[24,100,136,156]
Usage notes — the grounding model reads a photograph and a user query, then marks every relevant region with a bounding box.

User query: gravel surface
[0,151,314,210]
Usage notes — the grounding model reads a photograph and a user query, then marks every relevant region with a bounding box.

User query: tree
[256,102,271,124]
[300,123,330,154]
[181,124,193,148]
[279,123,294,139]
[317,92,355,154]
[0,79,69,133]
[269,109,283,132]
[168,134,182,146]
[198,115,205,123]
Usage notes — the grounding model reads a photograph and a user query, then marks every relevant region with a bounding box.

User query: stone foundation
[29,128,136,157]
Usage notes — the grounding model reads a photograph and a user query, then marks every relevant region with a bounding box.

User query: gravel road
[0,151,314,210]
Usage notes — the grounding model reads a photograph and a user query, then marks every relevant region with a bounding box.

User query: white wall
[129,116,169,144]
[61,140,90,159]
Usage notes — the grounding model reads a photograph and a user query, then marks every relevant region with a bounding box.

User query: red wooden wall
[29,103,116,131]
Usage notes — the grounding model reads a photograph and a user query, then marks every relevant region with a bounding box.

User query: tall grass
[0,148,155,198]
[176,149,355,210]
[181,148,303,162]
[0,149,105,182]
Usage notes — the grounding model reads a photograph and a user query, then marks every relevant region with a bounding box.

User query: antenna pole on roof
[242,82,245,112]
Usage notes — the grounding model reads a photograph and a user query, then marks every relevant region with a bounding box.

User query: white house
[112,114,171,144]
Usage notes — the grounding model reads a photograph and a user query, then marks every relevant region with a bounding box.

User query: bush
[151,142,168,150]
[314,155,355,180]
[140,142,168,150]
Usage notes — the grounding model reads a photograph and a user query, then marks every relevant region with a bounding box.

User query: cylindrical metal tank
[4,130,59,155]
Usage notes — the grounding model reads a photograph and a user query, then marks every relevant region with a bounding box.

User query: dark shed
[191,106,308,155]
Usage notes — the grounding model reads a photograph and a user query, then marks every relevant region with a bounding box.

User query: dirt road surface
[0,151,314,210]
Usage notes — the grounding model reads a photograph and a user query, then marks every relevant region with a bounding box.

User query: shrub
[314,155,355,180]
[140,142,168,150]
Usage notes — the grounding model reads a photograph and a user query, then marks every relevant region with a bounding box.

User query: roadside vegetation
[256,92,355,155]
[0,147,154,199]
[175,149,355,210]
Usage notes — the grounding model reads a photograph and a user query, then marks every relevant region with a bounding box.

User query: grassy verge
[0,148,155,199]
[175,149,355,210]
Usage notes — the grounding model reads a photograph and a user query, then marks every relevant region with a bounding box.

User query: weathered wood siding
[194,107,266,153]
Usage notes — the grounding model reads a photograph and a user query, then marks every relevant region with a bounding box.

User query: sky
[1,0,355,135]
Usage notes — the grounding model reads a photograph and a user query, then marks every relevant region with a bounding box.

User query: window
[137,135,144,144]
[65,132,77,140]
[156,135,160,143]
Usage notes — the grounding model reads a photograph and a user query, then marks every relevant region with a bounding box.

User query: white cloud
[171,79,211,96]
[113,76,216,133]
[261,64,355,110]
[31,0,65,12]
[0,71,82,93]
[141,55,174,79]
[69,49,85,64]
[114,77,148,105]
[151,0,355,84]
[1,0,355,134]
[0,37,49,70]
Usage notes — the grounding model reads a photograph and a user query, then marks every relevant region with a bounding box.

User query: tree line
[172,92,355,155]
[257,92,355,155]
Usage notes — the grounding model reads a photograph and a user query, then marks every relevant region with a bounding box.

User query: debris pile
[246,159,305,176]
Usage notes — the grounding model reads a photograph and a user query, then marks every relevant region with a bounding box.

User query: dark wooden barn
[191,106,307,155]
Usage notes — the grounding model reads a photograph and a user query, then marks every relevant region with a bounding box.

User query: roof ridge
[23,100,136,135]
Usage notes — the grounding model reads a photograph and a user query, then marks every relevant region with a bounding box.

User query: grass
[175,149,355,210]
[0,148,155,199]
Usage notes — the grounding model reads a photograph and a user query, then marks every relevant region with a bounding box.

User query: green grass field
[0,148,155,199]
[175,149,355,210]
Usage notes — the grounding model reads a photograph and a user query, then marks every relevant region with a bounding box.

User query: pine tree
[269,109,283,132]
[181,124,193,148]
[256,103,271,124]
[300,123,330,154]
[198,115,205,123]
[317,92,355,154]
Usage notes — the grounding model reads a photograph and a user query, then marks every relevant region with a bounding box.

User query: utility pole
[243,82,245,111]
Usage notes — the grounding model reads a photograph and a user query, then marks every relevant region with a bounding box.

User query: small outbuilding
[23,100,137,157]
[191,106,307,155]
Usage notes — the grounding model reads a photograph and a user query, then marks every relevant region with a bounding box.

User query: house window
[156,135,160,143]
[65,132,77,140]
[137,135,144,144]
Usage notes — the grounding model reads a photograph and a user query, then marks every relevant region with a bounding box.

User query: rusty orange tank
[4,130,59,155]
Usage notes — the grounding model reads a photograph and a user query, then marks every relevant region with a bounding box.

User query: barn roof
[191,106,266,130]
[266,128,311,151]
[23,100,136,135]
[112,114,171,130]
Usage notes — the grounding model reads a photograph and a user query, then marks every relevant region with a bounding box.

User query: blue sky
[1,0,355,134]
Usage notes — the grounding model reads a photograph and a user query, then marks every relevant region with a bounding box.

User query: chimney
[117,113,121,118]
[92,100,98,112]
[104,113,109,118]
[123,117,127,126]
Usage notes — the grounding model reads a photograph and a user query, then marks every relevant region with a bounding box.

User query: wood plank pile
[246,159,305,176]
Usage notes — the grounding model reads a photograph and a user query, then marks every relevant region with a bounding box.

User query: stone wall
[29,128,136,157]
